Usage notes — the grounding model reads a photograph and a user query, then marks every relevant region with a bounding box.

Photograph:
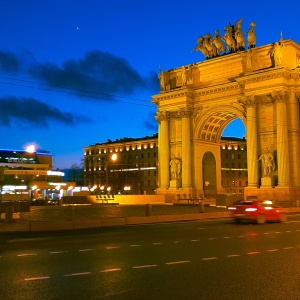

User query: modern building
[0,148,75,201]
[83,134,158,195]
[84,134,248,197]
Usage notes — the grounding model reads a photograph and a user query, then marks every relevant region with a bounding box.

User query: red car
[228,199,287,224]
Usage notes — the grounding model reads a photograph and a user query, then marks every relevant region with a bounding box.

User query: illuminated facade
[83,134,158,195]
[0,149,74,200]
[220,137,247,194]
[83,134,248,196]
[153,31,300,202]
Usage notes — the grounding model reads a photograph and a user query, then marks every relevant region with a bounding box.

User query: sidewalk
[0,204,231,233]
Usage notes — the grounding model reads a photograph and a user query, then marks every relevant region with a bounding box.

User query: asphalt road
[1,216,300,300]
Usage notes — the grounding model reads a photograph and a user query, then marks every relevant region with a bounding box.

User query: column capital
[238,95,258,108]
[155,111,169,122]
[179,107,193,118]
[272,90,288,104]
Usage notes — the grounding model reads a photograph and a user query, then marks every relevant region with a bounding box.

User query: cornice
[236,69,291,85]
[153,90,194,101]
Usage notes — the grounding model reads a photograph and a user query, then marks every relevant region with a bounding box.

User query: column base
[261,176,275,188]
[169,179,181,189]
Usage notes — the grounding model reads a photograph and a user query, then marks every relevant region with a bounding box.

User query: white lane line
[267,249,279,252]
[79,249,94,252]
[106,246,119,250]
[130,245,142,247]
[198,228,204,230]
[250,233,258,236]
[202,257,218,261]
[50,251,66,254]
[191,240,198,242]
[166,260,191,265]
[247,251,260,255]
[263,233,269,235]
[153,242,162,245]
[275,232,281,234]
[226,254,240,258]
[64,272,91,277]
[208,237,216,240]
[223,236,230,239]
[238,235,244,238]
[173,241,182,244]
[132,264,157,269]
[283,247,294,250]
[25,276,50,281]
[100,268,122,273]
[285,231,292,233]
[17,253,37,257]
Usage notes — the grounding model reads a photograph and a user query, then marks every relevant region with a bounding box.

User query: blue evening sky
[0,0,299,169]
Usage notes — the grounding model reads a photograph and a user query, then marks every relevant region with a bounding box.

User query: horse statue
[192,36,210,59]
[247,21,256,48]
[203,33,217,58]
[235,18,245,50]
[222,25,237,53]
[212,30,226,55]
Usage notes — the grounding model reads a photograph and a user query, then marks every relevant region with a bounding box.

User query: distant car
[30,199,46,206]
[228,199,287,224]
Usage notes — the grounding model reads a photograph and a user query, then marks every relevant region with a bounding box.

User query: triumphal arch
[152,19,300,203]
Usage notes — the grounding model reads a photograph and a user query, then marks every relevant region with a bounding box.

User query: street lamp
[105,153,118,193]
[13,144,36,201]
[124,185,131,195]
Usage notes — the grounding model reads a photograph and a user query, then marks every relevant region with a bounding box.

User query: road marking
[202,257,218,261]
[50,251,65,254]
[130,245,141,247]
[166,260,191,265]
[79,249,94,252]
[173,241,182,244]
[153,242,162,245]
[64,272,91,277]
[191,240,198,242]
[226,254,240,258]
[100,268,122,273]
[250,233,258,236]
[267,249,279,252]
[198,228,204,230]
[238,235,244,238]
[263,233,269,235]
[275,232,281,234]
[283,247,294,250]
[285,231,292,233]
[223,236,230,239]
[106,246,119,250]
[17,253,37,257]
[132,264,157,269]
[25,276,50,281]
[247,252,260,255]
[208,237,216,240]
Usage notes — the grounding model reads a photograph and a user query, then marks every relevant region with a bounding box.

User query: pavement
[0,203,232,233]
[1,203,300,233]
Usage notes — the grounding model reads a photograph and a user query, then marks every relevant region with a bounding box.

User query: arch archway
[153,39,300,203]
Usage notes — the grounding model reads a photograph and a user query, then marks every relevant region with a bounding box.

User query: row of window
[86,144,157,155]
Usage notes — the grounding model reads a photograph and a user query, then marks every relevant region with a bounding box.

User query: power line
[0,75,155,107]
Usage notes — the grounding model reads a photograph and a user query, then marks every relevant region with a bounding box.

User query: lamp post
[13,145,35,201]
[105,153,117,194]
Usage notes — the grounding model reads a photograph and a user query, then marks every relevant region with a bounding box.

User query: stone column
[180,108,192,189]
[287,92,300,187]
[274,91,290,186]
[156,111,170,189]
[245,96,259,187]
